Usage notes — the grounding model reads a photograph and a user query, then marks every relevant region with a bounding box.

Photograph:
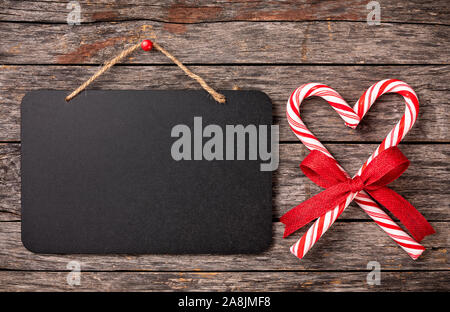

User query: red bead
[141,39,153,51]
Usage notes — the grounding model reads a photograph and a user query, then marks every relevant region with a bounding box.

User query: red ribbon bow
[280,147,435,242]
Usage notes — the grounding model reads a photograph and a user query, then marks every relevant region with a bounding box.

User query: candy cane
[286,79,425,260]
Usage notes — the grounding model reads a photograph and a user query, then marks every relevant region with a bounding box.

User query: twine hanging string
[65,40,226,103]
[65,42,140,102]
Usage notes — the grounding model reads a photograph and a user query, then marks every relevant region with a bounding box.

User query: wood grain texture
[1,21,449,65]
[0,221,447,272]
[1,143,448,221]
[0,65,449,142]
[1,0,448,24]
[1,271,449,292]
[0,144,20,221]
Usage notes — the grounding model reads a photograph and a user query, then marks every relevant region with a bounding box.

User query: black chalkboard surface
[21,90,273,254]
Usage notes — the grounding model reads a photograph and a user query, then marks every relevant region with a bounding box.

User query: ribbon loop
[281,146,435,242]
[300,150,347,188]
[360,145,410,189]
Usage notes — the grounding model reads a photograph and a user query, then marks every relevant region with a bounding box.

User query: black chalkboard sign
[21,90,273,254]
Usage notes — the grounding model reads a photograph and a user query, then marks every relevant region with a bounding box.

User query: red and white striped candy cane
[286,79,425,260]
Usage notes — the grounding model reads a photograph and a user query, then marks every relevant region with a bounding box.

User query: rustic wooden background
[0,1,449,291]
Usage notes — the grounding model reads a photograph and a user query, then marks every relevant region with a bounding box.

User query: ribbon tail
[367,187,435,242]
[280,183,350,238]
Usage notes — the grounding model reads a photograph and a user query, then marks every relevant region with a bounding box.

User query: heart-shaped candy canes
[286,79,425,260]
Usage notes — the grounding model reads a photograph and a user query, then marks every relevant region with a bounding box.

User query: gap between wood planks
[2,141,450,144]
[0,268,448,273]
[2,63,448,66]
[0,19,448,27]
[1,219,449,222]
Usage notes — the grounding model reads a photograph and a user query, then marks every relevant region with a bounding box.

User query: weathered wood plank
[0,222,447,272]
[0,270,448,291]
[276,144,450,219]
[1,0,448,24]
[1,143,448,221]
[1,21,449,64]
[0,65,448,142]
